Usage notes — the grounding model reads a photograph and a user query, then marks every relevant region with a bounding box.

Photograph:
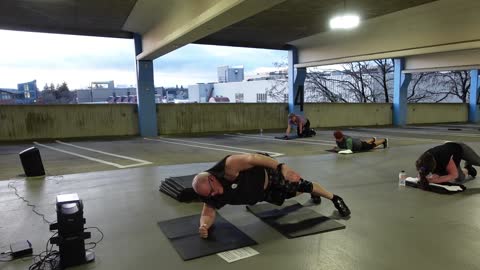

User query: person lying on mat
[333,130,388,152]
[415,142,479,188]
[284,113,316,138]
[192,153,350,238]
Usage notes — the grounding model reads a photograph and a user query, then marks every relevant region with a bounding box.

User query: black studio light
[49,193,95,268]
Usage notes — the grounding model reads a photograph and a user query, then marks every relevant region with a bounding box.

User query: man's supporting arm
[199,203,216,238]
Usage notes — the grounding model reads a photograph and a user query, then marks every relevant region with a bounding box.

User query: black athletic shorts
[264,168,300,206]
[360,141,375,151]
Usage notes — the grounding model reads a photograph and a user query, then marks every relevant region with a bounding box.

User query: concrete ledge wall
[305,103,393,127]
[0,104,138,141]
[0,103,472,141]
[157,103,288,134]
[407,103,468,124]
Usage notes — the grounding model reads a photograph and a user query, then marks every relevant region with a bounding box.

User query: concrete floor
[1,124,480,270]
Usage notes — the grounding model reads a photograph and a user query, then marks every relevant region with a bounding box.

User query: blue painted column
[288,46,306,114]
[469,69,479,123]
[134,34,157,137]
[393,58,411,126]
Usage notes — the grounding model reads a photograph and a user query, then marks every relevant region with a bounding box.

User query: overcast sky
[0,30,287,90]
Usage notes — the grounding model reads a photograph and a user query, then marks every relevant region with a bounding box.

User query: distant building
[17,80,39,104]
[217,65,244,83]
[75,81,189,104]
[76,81,136,103]
[0,89,17,104]
[0,80,38,104]
[188,79,282,103]
[208,96,230,103]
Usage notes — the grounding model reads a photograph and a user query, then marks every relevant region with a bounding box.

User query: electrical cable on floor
[84,226,105,250]
[28,233,60,270]
[6,172,104,269]
[6,171,63,225]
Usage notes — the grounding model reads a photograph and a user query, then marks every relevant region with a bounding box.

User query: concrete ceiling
[0,0,438,59]
[195,0,437,49]
[0,0,137,38]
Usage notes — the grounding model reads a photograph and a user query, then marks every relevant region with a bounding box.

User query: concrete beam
[469,69,479,123]
[404,48,480,73]
[393,58,411,127]
[288,47,306,114]
[291,0,480,68]
[124,0,286,60]
[134,34,158,137]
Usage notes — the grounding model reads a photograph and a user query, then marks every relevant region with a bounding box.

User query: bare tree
[370,59,394,102]
[407,72,437,102]
[439,71,470,103]
[266,59,475,104]
[265,61,288,102]
[305,71,348,102]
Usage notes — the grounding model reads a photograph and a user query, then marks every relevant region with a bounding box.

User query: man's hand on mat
[199,224,209,238]
[281,164,301,182]
[426,173,439,182]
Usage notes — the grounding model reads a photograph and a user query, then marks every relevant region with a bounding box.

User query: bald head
[192,172,211,197]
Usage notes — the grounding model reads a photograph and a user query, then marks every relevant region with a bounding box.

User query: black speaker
[19,147,45,177]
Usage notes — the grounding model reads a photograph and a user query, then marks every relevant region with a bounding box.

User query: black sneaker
[465,165,477,178]
[310,194,321,204]
[311,129,317,136]
[383,138,389,148]
[332,195,351,217]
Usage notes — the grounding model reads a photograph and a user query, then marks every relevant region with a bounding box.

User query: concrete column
[393,58,411,126]
[288,47,306,114]
[134,34,158,137]
[469,69,479,123]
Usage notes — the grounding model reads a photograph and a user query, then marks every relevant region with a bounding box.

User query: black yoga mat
[274,135,298,140]
[159,174,198,202]
[158,214,257,260]
[405,179,466,194]
[247,201,345,238]
[165,174,196,190]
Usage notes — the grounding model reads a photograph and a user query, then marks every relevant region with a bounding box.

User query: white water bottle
[399,170,407,186]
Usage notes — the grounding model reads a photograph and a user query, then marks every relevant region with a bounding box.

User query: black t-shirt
[427,142,463,175]
[204,156,266,209]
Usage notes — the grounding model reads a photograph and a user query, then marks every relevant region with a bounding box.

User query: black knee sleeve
[297,180,313,193]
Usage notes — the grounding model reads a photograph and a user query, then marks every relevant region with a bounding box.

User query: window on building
[256,93,267,103]
[284,93,288,102]
[24,91,31,98]
[235,93,244,103]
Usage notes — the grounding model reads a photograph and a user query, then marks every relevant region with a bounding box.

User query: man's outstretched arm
[286,124,291,136]
[199,203,216,238]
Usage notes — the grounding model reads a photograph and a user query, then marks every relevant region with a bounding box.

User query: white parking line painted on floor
[156,137,284,157]
[144,138,249,155]
[241,133,334,144]
[344,131,444,143]
[34,142,151,169]
[144,138,284,157]
[348,128,479,140]
[55,140,152,164]
[225,133,335,147]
